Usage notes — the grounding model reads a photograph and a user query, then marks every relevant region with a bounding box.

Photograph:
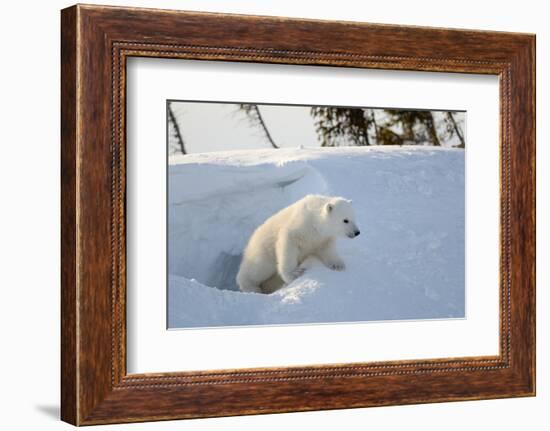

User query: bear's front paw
[328,261,346,271]
[291,266,306,279]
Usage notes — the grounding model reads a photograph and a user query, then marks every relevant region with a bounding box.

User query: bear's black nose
[354,230,360,237]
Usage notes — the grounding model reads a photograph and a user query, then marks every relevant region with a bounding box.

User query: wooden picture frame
[61,4,535,425]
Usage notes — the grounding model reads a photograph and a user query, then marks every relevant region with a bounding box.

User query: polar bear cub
[236,194,360,294]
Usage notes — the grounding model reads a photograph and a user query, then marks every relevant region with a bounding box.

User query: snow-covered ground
[168,146,465,328]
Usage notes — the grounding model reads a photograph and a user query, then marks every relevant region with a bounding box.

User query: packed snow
[168,146,465,328]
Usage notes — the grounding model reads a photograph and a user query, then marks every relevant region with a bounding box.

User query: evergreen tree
[310,106,373,147]
[444,112,465,148]
[384,109,441,146]
[239,104,279,149]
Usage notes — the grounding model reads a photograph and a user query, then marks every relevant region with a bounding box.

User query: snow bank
[168,146,465,328]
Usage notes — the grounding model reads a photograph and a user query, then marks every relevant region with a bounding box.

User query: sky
[168,101,465,155]
[169,102,317,154]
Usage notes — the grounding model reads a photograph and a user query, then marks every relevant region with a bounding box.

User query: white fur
[237,194,360,293]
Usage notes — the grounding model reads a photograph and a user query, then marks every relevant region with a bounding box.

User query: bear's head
[323,198,360,239]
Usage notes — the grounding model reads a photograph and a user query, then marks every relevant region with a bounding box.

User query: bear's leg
[260,273,285,294]
[276,234,303,284]
[237,259,276,294]
[238,278,263,293]
[316,240,346,271]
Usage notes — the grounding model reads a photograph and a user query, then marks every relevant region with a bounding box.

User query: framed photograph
[61,4,536,425]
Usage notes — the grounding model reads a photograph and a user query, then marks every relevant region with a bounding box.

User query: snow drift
[168,146,465,328]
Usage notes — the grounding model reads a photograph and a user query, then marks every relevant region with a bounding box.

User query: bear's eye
[343,219,349,224]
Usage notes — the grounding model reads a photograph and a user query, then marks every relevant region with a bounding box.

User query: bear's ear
[325,203,333,213]
[346,199,353,204]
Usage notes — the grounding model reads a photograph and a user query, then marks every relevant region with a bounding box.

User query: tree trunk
[167,102,186,155]
[447,112,465,148]
[425,112,441,146]
[254,106,279,149]
[370,109,380,145]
